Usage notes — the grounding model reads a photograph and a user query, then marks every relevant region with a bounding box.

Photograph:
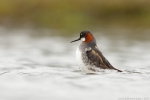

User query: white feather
[81,38,85,41]
[76,47,97,73]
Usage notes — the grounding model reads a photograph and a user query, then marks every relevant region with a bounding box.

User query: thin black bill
[70,38,80,43]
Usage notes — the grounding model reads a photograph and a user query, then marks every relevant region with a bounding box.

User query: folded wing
[86,46,122,72]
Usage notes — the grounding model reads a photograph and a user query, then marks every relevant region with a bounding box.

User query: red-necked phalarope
[71,30,122,73]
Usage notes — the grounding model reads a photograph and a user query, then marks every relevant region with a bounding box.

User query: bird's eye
[80,34,82,36]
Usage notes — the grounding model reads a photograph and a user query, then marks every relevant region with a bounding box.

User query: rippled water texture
[0,28,150,100]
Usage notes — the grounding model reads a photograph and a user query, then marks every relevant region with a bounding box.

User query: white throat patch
[81,38,85,41]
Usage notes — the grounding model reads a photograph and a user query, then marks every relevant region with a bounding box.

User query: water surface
[0,28,150,100]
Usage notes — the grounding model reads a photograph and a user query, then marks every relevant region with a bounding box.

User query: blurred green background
[0,0,150,34]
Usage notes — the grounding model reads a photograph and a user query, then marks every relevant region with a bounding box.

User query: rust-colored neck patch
[85,33,93,42]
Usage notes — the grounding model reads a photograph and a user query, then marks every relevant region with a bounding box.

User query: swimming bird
[71,30,122,73]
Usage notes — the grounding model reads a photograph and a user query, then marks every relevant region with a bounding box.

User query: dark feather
[86,46,122,72]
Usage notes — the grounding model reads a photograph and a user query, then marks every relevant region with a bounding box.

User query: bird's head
[71,30,96,43]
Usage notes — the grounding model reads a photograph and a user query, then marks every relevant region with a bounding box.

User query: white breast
[76,47,96,73]
[76,47,84,67]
